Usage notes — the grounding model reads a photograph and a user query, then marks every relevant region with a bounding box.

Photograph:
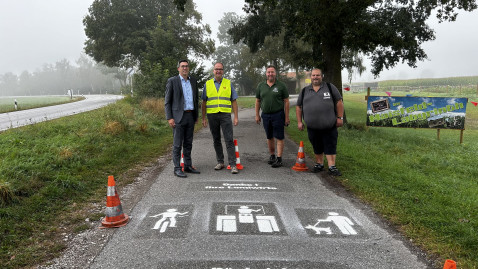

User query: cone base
[292,165,308,172]
[101,214,129,228]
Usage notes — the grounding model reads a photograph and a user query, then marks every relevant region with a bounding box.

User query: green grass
[286,92,478,268]
[0,96,173,268]
[0,96,84,113]
[237,96,256,108]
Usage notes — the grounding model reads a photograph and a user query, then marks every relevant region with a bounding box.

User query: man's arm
[201,85,208,127]
[164,78,175,128]
[336,100,344,127]
[284,98,290,126]
[296,106,304,131]
[232,100,238,126]
[255,98,261,124]
[201,101,208,127]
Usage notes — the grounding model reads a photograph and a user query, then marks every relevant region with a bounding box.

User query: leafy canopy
[84,0,214,97]
[228,0,477,89]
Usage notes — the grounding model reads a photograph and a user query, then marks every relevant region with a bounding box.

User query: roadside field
[286,91,478,268]
[0,96,84,113]
[0,97,173,268]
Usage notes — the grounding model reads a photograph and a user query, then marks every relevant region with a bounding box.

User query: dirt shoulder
[37,154,170,269]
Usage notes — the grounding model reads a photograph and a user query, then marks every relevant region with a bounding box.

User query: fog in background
[1,0,477,94]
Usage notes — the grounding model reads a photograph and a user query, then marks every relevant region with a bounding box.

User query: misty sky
[1,0,477,82]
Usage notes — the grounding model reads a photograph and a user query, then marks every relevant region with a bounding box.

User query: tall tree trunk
[322,44,343,96]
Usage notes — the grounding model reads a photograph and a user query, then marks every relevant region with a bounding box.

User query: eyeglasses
[214,68,224,71]
[180,65,189,68]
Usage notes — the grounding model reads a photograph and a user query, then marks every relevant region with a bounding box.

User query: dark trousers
[207,112,236,166]
[172,112,195,171]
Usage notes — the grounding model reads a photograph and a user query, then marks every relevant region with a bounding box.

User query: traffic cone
[292,141,308,171]
[443,259,456,269]
[227,139,244,170]
[180,153,184,171]
[101,175,129,228]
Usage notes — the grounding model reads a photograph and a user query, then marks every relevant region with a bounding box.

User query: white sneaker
[214,163,225,170]
[231,166,239,174]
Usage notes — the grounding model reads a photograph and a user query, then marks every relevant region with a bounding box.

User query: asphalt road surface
[90,108,430,269]
[0,95,123,132]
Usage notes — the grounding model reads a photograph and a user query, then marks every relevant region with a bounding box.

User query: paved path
[0,95,123,132]
[91,108,430,269]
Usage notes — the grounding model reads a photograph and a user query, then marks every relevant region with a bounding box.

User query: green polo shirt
[255,80,289,114]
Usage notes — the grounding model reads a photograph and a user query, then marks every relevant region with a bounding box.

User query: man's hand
[285,117,290,127]
[336,118,344,127]
[168,118,175,128]
[233,117,238,126]
[255,115,261,124]
[202,118,208,127]
[297,121,304,131]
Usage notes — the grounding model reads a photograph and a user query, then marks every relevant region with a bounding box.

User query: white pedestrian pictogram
[216,205,280,233]
[150,208,188,233]
[237,205,262,223]
[306,212,357,235]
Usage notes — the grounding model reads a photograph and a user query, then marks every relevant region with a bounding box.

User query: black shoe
[184,166,200,174]
[271,159,282,168]
[328,166,342,176]
[174,170,187,178]
[267,155,276,165]
[312,163,324,173]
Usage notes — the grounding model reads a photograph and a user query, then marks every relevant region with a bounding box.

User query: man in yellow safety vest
[201,62,239,174]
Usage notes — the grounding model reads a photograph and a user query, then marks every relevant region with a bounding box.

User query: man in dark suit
[165,59,200,178]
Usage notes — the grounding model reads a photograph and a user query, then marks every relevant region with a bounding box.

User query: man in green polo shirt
[255,65,290,168]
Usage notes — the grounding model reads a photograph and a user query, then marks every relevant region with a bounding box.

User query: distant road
[0,95,123,132]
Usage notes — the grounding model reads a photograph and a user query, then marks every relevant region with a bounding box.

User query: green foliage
[287,93,478,268]
[84,0,215,98]
[230,0,477,94]
[0,98,172,268]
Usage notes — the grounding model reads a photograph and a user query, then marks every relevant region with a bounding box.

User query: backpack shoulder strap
[326,82,337,115]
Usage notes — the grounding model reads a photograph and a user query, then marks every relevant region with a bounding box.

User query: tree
[213,12,263,95]
[134,2,214,97]
[84,0,214,97]
[228,0,477,93]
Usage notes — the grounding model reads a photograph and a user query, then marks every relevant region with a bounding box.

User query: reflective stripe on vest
[206,78,232,113]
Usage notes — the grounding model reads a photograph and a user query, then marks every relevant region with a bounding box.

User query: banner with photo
[367,96,468,129]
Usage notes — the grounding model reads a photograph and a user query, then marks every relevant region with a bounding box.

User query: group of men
[164,60,344,178]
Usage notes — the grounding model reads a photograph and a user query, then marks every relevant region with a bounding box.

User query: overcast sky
[1,0,477,82]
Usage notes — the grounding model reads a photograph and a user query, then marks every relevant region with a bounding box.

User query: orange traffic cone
[101,175,129,228]
[227,139,244,170]
[180,153,185,171]
[292,141,308,171]
[443,259,456,269]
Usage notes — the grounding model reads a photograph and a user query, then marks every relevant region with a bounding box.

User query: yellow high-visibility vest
[206,78,232,114]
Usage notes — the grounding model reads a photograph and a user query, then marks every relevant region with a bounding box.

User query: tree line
[6,0,477,98]
[0,54,126,97]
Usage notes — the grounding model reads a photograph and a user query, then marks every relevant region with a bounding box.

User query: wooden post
[437,129,440,140]
[460,130,464,144]
[365,87,370,100]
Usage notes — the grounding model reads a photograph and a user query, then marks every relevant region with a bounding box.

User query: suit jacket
[165,75,199,123]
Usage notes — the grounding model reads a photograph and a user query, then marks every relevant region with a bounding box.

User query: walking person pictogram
[150,208,189,233]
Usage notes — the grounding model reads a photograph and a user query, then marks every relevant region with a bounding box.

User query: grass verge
[286,92,478,268]
[0,96,85,113]
[0,96,172,268]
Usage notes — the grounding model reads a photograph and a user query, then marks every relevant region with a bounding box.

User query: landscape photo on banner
[367,96,468,129]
